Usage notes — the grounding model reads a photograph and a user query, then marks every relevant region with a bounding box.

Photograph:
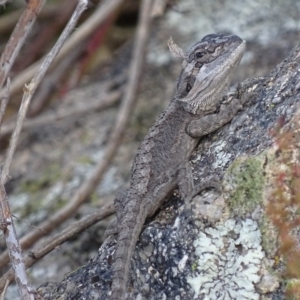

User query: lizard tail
[110,206,147,300]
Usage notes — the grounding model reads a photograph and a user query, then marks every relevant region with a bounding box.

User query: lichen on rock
[187,218,265,299]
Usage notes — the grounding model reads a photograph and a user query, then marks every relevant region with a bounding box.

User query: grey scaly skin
[109,33,246,299]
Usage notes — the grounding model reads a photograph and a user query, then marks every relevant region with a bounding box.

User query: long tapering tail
[110,204,147,300]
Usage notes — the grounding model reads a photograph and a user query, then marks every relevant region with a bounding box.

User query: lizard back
[109,33,246,300]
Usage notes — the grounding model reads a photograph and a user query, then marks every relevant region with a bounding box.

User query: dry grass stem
[0,1,89,296]
[0,182,35,299]
[0,0,152,273]
[0,90,121,137]
[0,280,9,300]
[1,71,125,137]
[0,0,124,99]
[0,0,46,90]
[0,79,10,133]
[1,0,89,183]
[0,203,115,290]
[27,43,83,117]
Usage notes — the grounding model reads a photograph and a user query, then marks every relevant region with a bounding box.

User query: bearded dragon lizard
[108,33,246,299]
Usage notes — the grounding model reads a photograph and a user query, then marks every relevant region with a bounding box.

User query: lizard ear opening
[175,73,196,99]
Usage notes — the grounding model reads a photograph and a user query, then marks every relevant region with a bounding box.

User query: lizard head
[174,33,246,114]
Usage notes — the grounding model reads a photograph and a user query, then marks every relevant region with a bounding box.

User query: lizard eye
[195,51,204,58]
[186,83,192,93]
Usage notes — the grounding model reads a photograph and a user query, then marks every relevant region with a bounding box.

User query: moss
[224,155,265,217]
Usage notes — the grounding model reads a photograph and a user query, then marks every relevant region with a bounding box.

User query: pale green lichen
[187,219,265,299]
[223,155,265,217]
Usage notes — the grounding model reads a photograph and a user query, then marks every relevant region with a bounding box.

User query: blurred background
[0,0,300,298]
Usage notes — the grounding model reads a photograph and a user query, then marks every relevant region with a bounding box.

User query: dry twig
[0,280,9,300]
[0,0,46,90]
[0,1,48,296]
[0,4,63,36]
[0,90,121,137]
[0,79,10,133]
[0,0,124,99]
[0,181,35,299]
[0,0,89,297]
[27,42,83,117]
[0,0,153,273]
[1,0,89,183]
[17,1,78,72]
[0,203,115,289]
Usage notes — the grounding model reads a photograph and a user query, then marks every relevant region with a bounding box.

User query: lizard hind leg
[104,219,119,238]
[177,163,195,204]
[191,177,222,199]
[114,189,128,221]
[177,163,222,206]
[104,190,128,238]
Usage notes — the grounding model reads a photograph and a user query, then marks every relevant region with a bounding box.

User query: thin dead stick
[28,41,83,117]
[0,4,63,36]
[0,78,33,298]
[0,1,88,296]
[0,181,35,299]
[0,0,153,270]
[18,1,78,73]
[0,74,124,137]
[0,79,10,133]
[1,0,89,183]
[0,280,9,300]
[0,0,124,99]
[0,90,121,137]
[0,204,115,290]
[0,0,47,90]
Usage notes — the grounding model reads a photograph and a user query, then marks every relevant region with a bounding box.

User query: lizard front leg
[179,98,243,204]
[186,98,243,138]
